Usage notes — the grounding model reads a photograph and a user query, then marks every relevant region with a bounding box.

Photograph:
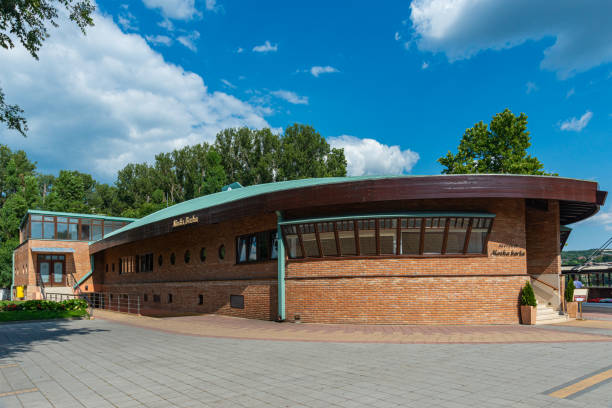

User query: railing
[529,275,561,311]
[86,292,141,315]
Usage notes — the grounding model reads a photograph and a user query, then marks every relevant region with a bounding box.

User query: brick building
[12,175,607,324]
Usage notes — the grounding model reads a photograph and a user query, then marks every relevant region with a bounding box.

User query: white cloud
[145,35,172,46]
[177,31,200,51]
[117,10,138,31]
[270,90,308,105]
[158,19,174,31]
[142,0,199,20]
[526,81,538,94]
[421,61,429,70]
[566,88,575,99]
[0,10,269,180]
[310,66,339,77]
[560,111,593,132]
[236,47,244,53]
[590,209,612,231]
[252,41,278,53]
[409,0,612,78]
[328,135,420,176]
[205,0,221,12]
[221,79,236,89]
[394,32,401,41]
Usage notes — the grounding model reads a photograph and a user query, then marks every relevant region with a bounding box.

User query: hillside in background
[562,250,612,266]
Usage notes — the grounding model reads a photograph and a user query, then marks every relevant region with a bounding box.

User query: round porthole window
[218,245,225,260]
[200,247,206,262]
[158,255,163,267]
[170,252,176,265]
[184,250,191,264]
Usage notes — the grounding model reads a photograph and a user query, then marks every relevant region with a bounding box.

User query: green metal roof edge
[20,209,136,230]
[560,226,573,232]
[278,212,495,225]
[92,174,599,244]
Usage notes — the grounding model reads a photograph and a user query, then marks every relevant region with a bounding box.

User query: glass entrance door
[53,262,64,284]
[39,262,50,283]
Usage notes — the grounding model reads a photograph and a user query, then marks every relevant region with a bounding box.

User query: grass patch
[0,309,88,322]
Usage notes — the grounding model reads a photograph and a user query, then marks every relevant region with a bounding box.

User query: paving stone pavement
[0,318,611,408]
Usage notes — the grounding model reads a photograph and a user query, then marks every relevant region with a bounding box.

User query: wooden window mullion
[333,222,341,257]
[297,228,306,259]
[482,218,494,255]
[375,219,381,255]
[441,218,450,254]
[463,218,474,254]
[354,220,361,256]
[396,218,401,255]
[419,218,425,255]
[314,223,323,257]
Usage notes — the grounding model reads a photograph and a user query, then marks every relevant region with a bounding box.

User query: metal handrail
[529,275,558,292]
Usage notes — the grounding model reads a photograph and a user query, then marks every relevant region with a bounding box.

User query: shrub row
[0,299,88,312]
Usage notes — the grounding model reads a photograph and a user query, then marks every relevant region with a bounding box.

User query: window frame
[235,230,279,264]
[280,214,495,261]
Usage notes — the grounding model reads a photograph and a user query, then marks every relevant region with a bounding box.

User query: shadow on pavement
[0,320,108,361]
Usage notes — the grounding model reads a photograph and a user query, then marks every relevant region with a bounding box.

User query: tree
[278,124,347,180]
[438,109,553,175]
[0,0,95,136]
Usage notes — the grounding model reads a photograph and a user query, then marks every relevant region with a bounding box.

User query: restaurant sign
[172,215,199,228]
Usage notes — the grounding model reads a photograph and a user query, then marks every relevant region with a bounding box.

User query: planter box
[520,305,536,325]
[566,301,578,318]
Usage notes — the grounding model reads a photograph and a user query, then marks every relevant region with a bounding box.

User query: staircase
[535,304,570,325]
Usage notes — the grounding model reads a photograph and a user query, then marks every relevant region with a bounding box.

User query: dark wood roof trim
[90,175,605,254]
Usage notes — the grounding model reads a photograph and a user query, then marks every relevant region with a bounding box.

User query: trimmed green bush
[564,279,575,303]
[520,281,537,307]
[0,298,88,312]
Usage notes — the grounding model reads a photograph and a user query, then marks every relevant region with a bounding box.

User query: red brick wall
[286,276,526,324]
[12,240,94,298]
[526,200,561,275]
[99,213,278,320]
[285,198,530,324]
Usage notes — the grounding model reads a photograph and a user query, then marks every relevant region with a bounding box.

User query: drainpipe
[10,251,15,301]
[276,211,286,321]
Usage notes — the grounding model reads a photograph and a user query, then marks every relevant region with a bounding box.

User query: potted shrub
[520,281,537,325]
[565,279,577,318]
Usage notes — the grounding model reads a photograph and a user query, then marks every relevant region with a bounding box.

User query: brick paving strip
[0,388,38,398]
[93,309,612,344]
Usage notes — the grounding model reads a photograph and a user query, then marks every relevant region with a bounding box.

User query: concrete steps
[535,305,570,325]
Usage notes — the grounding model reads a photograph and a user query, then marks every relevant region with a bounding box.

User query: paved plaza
[0,313,611,408]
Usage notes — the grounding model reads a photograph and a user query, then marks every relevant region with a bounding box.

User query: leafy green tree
[438,109,553,175]
[44,170,94,213]
[214,127,279,186]
[0,0,95,136]
[278,124,346,180]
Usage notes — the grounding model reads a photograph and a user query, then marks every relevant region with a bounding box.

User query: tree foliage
[438,109,553,175]
[520,281,537,307]
[0,123,346,287]
[0,0,95,137]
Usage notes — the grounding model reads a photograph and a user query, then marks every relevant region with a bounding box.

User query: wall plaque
[172,215,199,228]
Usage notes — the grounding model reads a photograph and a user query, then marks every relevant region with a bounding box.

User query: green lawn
[0,309,88,322]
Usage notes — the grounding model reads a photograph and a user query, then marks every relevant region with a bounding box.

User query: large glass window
[92,221,103,241]
[446,218,469,254]
[337,221,357,256]
[283,226,302,258]
[299,224,320,257]
[400,218,421,255]
[281,214,494,259]
[467,218,492,254]
[423,218,446,254]
[236,230,278,264]
[317,222,337,256]
[379,219,397,255]
[31,215,43,239]
[357,219,377,256]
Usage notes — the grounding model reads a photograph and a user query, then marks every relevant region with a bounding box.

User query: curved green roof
[96,173,596,243]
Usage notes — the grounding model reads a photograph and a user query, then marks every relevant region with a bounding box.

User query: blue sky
[1,0,610,249]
